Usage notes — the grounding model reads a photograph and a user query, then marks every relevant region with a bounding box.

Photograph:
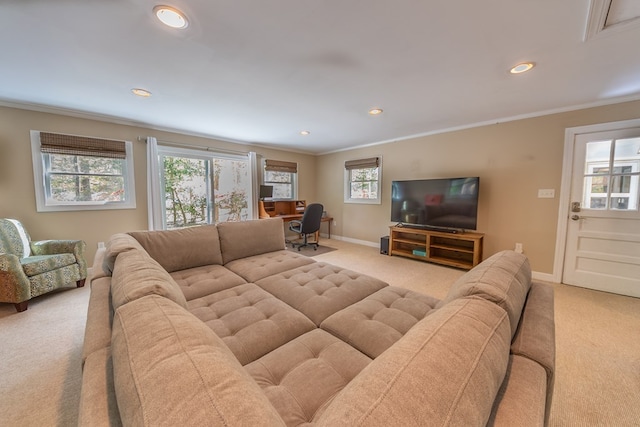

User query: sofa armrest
[511,281,555,425]
[31,239,88,277]
[0,253,31,302]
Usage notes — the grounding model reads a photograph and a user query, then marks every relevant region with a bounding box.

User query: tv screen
[391,177,480,231]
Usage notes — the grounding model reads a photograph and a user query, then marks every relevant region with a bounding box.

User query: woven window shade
[40,132,126,159]
[265,159,297,173]
[345,157,379,170]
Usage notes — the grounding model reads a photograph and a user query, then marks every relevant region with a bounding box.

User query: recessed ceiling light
[300,130,310,136]
[131,88,152,97]
[510,62,535,74]
[369,108,383,115]
[154,5,188,29]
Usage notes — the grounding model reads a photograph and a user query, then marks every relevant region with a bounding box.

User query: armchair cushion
[21,254,77,276]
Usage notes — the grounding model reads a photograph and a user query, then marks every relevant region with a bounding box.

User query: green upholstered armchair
[0,219,87,312]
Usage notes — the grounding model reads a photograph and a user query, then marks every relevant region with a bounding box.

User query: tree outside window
[344,156,382,204]
[264,170,294,199]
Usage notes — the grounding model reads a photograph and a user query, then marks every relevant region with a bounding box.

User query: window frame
[157,145,253,228]
[262,159,297,200]
[344,156,382,205]
[30,130,136,212]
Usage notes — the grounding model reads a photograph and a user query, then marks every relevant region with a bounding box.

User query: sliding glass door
[158,147,253,229]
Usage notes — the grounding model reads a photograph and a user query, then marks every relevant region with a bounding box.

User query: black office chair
[289,203,324,251]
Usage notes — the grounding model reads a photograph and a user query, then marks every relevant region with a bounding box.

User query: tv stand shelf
[388,226,483,270]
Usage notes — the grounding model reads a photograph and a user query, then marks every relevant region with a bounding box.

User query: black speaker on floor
[380,236,389,255]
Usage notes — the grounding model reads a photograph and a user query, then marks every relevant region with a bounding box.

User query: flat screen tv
[391,177,480,232]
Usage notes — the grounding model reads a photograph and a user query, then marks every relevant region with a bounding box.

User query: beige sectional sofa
[79,218,555,426]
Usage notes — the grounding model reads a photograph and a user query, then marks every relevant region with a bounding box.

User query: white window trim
[344,156,382,205]
[30,130,136,212]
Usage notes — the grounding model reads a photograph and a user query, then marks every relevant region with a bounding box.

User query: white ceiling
[1,0,639,155]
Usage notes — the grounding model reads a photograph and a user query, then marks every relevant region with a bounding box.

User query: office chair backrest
[301,203,324,234]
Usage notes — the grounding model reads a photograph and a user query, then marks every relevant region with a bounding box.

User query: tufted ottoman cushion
[320,286,440,358]
[245,329,372,426]
[170,264,247,301]
[224,250,315,283]
[255,262,388,325]
[187,283,315,365]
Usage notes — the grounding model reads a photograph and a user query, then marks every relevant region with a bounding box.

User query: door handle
[571,215,581,221]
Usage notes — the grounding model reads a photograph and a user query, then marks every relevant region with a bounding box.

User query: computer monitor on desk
[259,185,273,200]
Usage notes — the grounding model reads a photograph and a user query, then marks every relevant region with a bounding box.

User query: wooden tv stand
[388,225,483,270]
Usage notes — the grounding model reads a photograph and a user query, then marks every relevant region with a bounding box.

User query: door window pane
[583,139,640,211]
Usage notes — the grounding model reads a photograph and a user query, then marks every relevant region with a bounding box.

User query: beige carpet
[1,238,639,426]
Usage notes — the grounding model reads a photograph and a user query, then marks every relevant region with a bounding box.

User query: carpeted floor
[1,238,639,426]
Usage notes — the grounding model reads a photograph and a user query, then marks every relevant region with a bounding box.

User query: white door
[563,127,640,297]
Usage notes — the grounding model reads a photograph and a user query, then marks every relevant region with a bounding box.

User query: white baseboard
[532,271,557,283]
[323,234,379,248]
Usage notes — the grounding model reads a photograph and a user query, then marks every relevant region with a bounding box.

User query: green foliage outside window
[47,154,125,203]
[349,167,378,199]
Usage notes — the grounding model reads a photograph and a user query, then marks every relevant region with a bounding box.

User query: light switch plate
[538,189,555,198]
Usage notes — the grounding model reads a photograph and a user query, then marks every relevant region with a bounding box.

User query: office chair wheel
[298,247,301,251]
[313,246,317,250]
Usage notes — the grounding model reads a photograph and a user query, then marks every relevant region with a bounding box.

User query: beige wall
[3,100,639,274]
[0,106,316,264]
[317,100,640,274]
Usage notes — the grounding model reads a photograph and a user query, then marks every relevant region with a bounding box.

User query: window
[583,138,639,211]
[344,156,382,204]
[158,146,252,228]
[263,159,297,199]
[30,131,135,212]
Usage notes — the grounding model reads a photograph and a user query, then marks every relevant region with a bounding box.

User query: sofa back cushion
[315,297,511,426]
[103,233,146,276]
[111,249,188,311]
[438,250,531,339]
[128,224,223,272]
[217,218,286,264]
[111,294,285,427]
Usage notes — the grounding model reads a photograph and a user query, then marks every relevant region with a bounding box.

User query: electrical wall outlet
[515,243,523,254]
[98,241,106,249]
[332,220,337,226]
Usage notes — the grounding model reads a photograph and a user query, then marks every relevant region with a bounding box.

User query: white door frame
[553,117,640,283]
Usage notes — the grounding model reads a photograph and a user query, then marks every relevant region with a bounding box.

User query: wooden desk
[277,214,333,239]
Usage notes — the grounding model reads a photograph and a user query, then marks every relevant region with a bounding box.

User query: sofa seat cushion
[224,250,315,283]
[255,262,388,326]
[245,329,372,426]
[128,225,223,272]
[110,249,188,311]
[218,218,287,264]
[187,283,316,365]
[320,286,440,358]
[21,253,76,276]
[438,250,531,338]
[316,297,511,427]
[170,264,247,301]
[111,295,285,427]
